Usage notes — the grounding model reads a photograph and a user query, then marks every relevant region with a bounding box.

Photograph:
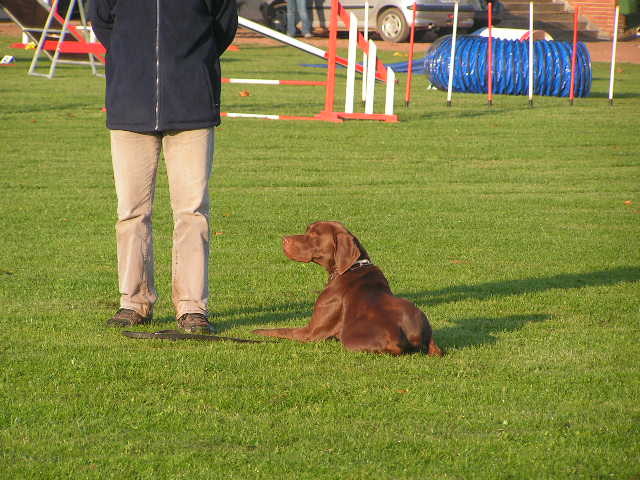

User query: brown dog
[252,221,443,356]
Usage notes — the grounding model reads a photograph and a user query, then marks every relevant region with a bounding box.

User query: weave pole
[446,2,459,107]
[404,2,417,107]
[528,1,534,107]
[569,5,579,105]
[487,1,493,106]
[608,5,620,106]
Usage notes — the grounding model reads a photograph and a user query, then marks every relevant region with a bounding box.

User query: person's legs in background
[286,0,299,37]
[296,0,312,37]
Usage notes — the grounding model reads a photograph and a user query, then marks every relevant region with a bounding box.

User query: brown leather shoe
[177,313,215,334]
[106,308,151,327]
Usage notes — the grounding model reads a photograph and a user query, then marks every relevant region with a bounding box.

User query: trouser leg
[287,4,298,36]
[297,0,311,35]
[110,130,161,318]
[162,128,214,318]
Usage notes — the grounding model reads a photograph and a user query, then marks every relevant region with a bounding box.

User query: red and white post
[404,2,417,107]
[528,1,534,107]
[487,1,493,106]
[362,1,369,103]
[569,5,579,105]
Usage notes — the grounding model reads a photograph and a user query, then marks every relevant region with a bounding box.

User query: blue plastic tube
[423,35,592,97]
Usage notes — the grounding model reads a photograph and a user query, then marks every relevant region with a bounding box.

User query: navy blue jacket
[89,0,238,132]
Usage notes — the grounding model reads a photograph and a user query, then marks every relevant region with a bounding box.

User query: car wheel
[377,8,410,43]
[268,3,288,34]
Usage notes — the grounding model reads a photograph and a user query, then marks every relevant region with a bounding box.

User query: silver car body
[238,0,483,42]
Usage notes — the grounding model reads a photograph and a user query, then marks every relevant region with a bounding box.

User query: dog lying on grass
[253,221,443,356]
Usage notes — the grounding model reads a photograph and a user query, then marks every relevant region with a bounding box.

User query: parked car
[237,0,502,43]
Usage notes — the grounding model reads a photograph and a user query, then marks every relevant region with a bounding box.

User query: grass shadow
[145,305,311,333]
[587,91,640,99]
[141,267,637,340]
[400,266,640,308]
[214,303,311,332]
[435,313,550,350]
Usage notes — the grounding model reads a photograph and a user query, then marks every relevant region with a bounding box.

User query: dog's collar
[347,259,372,272]
[329,259,373,281]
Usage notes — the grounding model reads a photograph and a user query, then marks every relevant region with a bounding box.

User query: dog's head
[282,221,369,277]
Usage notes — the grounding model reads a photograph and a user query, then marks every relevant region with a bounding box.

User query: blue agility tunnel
[423,35,592,97]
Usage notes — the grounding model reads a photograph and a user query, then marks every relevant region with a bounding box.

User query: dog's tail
[426,336,444,356]
[422,315,444,357]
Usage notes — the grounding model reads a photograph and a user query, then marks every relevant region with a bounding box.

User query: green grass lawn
[1,34,639,479]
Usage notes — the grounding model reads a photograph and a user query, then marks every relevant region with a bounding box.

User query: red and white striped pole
[362,1,369,103]
[223,78,325,86]
[608,5,620,106]
[528,1,534,107]
[404,2,417,107]
[487,1,493,106]
[569,5,579,105]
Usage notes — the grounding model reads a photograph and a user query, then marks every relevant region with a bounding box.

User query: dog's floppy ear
[334,232,362,276]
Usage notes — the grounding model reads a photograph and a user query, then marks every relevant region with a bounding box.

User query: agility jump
[0,0,105,78]
[226,0,398,123]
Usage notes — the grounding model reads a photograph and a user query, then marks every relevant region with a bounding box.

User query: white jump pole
[223,78,324,86]
[238,16,327,59]
[362,1,369,103]
[446,2,459,107]
[528,1,534,107]
[224,113,280,120]
[365,40,377,114]
[608,5,620,106]
[385,67,395,115]
[345,13,358,113]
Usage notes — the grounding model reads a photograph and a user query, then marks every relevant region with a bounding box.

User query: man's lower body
[287,0,312,37]
[106,128,215,333]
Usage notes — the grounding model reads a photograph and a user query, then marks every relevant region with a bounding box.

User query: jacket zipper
[154,0,160,131]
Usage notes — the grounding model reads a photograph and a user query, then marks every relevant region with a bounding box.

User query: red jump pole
[487,1,493,106]
[569,5,579,105]
[404,2,417,107]
[321,0,340,118]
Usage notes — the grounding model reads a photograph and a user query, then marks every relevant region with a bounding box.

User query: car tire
[377,8,410,43]
[268,3,288,33]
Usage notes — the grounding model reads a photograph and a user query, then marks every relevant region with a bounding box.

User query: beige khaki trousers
[110,128,214,319]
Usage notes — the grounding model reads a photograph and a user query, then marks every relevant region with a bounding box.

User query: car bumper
[408,7,475,30]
